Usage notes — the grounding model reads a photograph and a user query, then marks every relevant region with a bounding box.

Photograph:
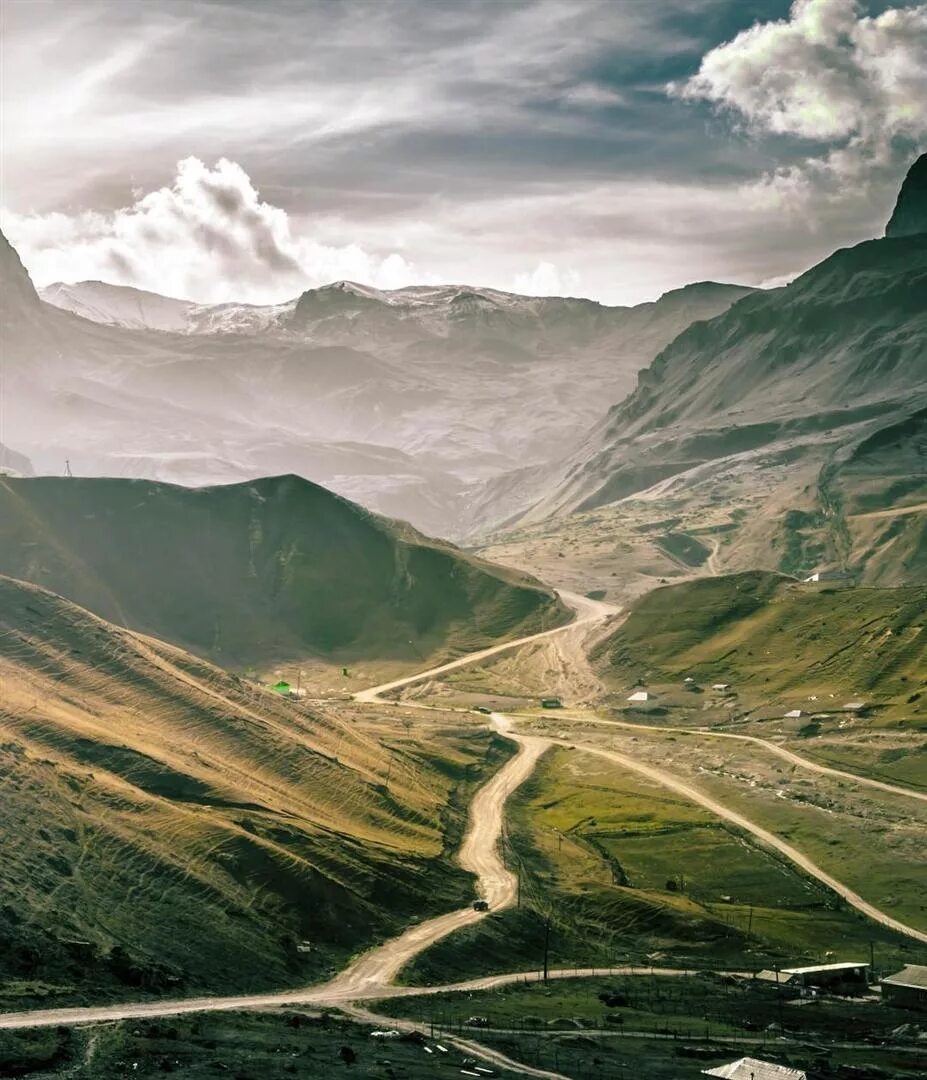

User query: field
[399,747,924,988]
[0,1010,492,1079]
[374,975,927,1080]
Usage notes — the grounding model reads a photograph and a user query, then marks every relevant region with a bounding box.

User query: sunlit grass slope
[594,571,926,713]
[0,576,509,1006]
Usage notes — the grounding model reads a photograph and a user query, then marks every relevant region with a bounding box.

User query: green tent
[270,680,291,694]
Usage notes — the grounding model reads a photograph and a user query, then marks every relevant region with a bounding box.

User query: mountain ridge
[3,225,753,534]
[0,472,566,669]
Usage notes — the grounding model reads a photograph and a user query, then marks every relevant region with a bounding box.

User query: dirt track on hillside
[2,585,925,1054]
[548,714,927,804]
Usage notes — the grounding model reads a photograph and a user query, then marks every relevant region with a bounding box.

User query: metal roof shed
[703,1057,806,1080]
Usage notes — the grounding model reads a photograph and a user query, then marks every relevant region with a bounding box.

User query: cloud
[1,158,421,303]
[513,261,582,296]
[670,0,927,196]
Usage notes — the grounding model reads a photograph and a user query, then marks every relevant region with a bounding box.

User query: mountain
[0,473,566,669]
[885,151,927,239]
[0,442,32,476]
[593,571,927,727]
[478,155,927,587]
[17,246,752,533]
[39,280,293,335]
[0,574,510,1000]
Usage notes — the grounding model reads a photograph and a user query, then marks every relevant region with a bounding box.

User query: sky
[1,0,925,306]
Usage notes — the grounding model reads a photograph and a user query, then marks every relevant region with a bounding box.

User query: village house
[703,1057,806,1080]
[881,964,927,1011]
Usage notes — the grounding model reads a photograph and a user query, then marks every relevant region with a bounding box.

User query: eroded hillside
[0,576,509,1006]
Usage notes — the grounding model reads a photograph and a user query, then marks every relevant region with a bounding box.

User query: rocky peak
[885,153,927,239]
[0,229,41,314]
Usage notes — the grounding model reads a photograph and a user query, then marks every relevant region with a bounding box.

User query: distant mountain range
[3,154,925,590]
[2,227,751,534]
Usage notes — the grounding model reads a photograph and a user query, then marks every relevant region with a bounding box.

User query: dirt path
[353,590,617,703]
[322,716,549,996]
[3,584,925,1060]
[342,1003,572,1080]
[543,737,927,946]
[545,713,927,803]
[850,501,927,520]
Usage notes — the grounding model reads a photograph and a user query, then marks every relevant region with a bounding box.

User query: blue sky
[1,0,924,304]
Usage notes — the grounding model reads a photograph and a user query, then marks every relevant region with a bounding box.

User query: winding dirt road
[322,715,549,996]
[353,590,617,703]
[2,584,925,1062]
[547,714,927,804]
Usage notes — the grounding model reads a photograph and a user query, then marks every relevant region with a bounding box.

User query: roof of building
[882,964,927,991]
[627,691,649,701]
[703,1057,806,1080]
[782,962,868,975]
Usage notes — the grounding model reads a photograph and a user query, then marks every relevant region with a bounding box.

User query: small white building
[712,683,731,691]
[784,709,803,719]
[627,690,649,702]
[703,1058,805,1080]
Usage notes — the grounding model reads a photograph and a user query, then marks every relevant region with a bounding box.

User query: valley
[0,134,925,1080]
[1,582,925,1078]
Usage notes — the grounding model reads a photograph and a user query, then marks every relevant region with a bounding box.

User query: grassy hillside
[0,474,566,670]
[593,571,926,710]
[401,748,921,986]
[0,575,511,1008]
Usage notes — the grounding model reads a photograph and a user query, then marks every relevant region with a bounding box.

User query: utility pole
[542,915,551,983]
[869,939,875,982]
[747,904,754,938]
[65,459,73,477]
[385,758,392,790]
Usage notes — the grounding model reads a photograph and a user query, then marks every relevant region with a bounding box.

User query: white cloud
[513,261,581,297]
[558,82,627,108]
[1,157,422,303]
[671,0,927,195]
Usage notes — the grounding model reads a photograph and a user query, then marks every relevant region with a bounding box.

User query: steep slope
[0,575,508,1002]
[19,244,752,532]
[0,474,566,669]
[594,571,927,709]
[482,156,927,584]
[0,443,32,476]
[885,150,927,239]
[39,280,196,332]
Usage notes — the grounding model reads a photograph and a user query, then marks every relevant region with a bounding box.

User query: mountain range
[477,153,927,589]
[1,230,751,535]
[3,154,925,591]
